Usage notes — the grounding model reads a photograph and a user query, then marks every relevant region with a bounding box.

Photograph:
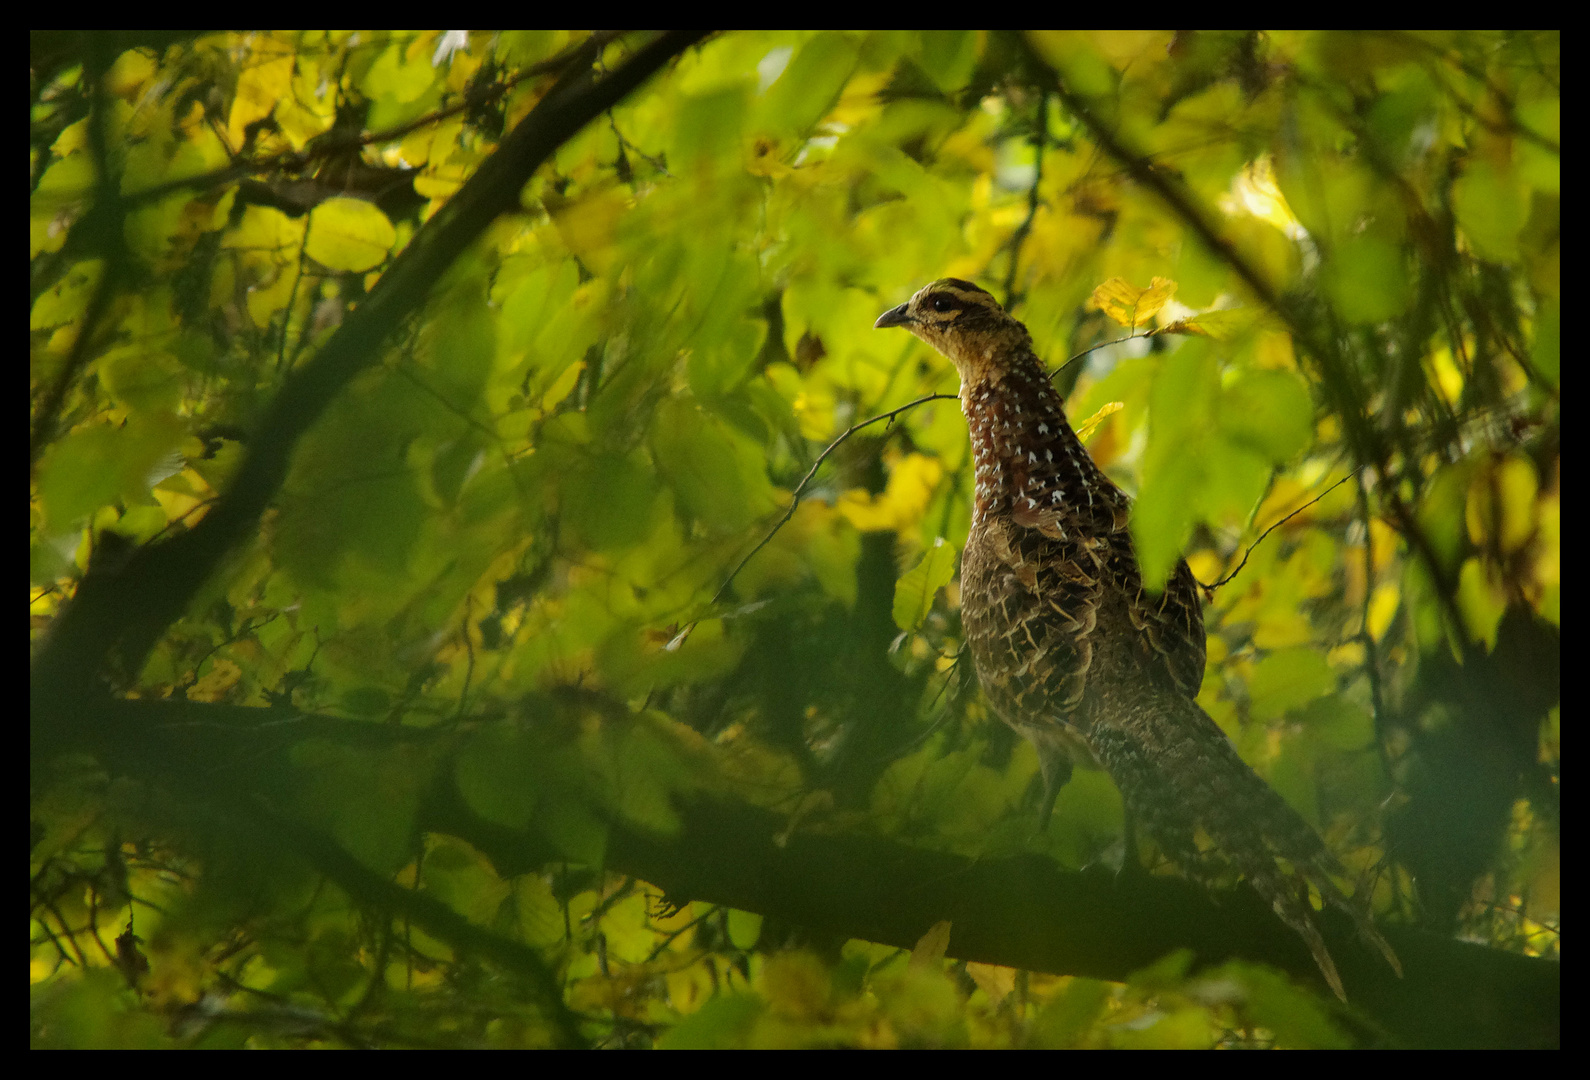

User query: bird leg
[1034,748,1072,833]
[1115,801,1148,880]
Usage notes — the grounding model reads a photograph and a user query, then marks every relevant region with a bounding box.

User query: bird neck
[959,351,1116,529]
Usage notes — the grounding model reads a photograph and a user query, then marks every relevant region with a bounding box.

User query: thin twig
[704,393,958,611]
[1044,63,1474,640]
[692,327,1145,630]
[1055,332,1142,377]
[1201,471,1356,591]
[114,31,634,210]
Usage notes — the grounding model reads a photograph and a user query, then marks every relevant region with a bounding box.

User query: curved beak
[874,302,912,329]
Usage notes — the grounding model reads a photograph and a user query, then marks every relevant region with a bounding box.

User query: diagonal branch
[31,31,712,740]
[1035,51,1468,639]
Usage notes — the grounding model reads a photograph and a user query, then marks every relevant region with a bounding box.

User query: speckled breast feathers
[875,279,1205,739]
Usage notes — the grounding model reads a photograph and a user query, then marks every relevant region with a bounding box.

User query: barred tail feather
[1086,695,1400,1000]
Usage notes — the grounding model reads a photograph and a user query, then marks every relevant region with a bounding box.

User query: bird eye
[930,295,956,313]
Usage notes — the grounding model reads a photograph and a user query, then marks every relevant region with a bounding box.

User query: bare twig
[1041,59,1470,639]
[690,324,1147,635]
[1201,471,1356,591]
[705,393,958,612]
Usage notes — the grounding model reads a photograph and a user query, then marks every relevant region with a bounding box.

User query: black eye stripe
[911,279,999,321]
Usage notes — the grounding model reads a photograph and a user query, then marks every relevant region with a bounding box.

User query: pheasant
[875,278,1399,1000]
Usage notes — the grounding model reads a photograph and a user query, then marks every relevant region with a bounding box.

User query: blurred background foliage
[31,30,1557,1047]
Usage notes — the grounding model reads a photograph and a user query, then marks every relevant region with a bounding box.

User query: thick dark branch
[590,798,1552,1048]
[259,803,588,1048]
[59,696,1561,1049]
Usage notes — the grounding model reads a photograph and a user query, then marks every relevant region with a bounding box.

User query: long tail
[1087,696,1400,1001]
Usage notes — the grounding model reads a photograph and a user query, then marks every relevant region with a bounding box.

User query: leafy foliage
[31,30,1557,1048]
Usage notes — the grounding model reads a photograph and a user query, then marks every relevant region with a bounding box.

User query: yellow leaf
[746,136,795,178]
[1428,345,1465,406]
[1228,155,1303,236]
[1367,582,1400,642]
[826,69,892,128]
[105,49,156,99]
[544,184,629,275]
[910,920,952,969]
[189,658,242,702]
[1467,453,1539,555]
[1156,307,1257,341]
[305,197,395,273]
[1073,401,1122,443]
[760,950,832,1021]
[1089,276,1177,328]
[227,47,295,149]
[1458,556,1507,650]
[965,961,1017,1005]
[835,452,943,533]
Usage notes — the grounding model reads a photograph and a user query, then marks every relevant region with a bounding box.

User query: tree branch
[31,31,712,741]
[1034,48,1469,639]
[61,695,1562,1049]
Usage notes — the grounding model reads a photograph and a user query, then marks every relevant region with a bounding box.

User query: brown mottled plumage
[876,278,1398,1001]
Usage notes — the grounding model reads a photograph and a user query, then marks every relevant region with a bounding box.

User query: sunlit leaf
[1247,647,1336,720]
[893,536,955,631]
[1155,307,1258,341]
[1221,368,1313,462]
[1073,401,1122,443]
[909,920,953,970]
[1089,276,1177,328]
[1466,453,1539,555]
[305,197,397,272]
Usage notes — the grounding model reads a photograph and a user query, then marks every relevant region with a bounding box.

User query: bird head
[874,278,1031,386]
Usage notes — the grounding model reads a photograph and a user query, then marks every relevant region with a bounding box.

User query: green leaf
[37,413,185,531]
[727,908,764,950]
[1452,159,1531,263]
[1198,437,1271,529]
[288,741,431,875]
[455,726,543,830]
[540,801,608,865]
[1029,977,1112,1049]
[420,837,511,928]
[650,397,775,535]
[1323,235,1412,323]
[559,449,662,551]
[672,85,750,171]
[893,536,956,631]
[305,197,396,272]
[760,32,860,137]
[656,992,765,1049]
[425,261,495,414]
[1247,647,1336,720]
[918,31,977,92]
[1133,447,1200,592]
[1220,369,1314,462]
[1215,962,1351,1048]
